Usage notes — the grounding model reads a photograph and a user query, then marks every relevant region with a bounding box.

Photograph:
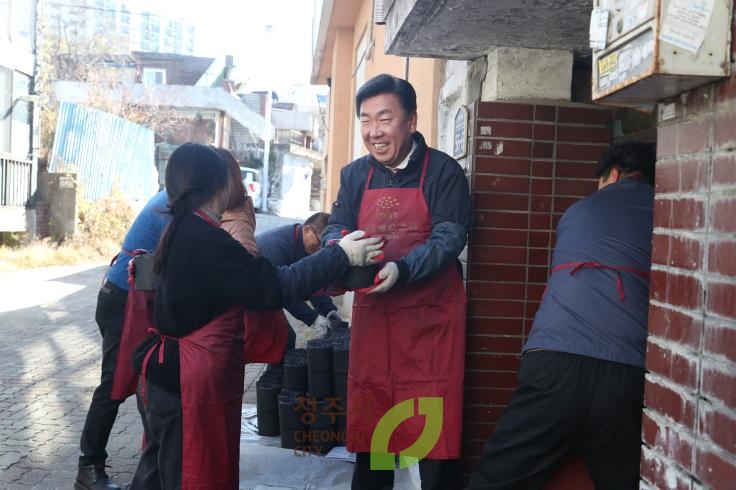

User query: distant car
[240,167,262,212]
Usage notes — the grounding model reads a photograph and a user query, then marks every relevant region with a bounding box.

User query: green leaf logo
[369,397,443,470]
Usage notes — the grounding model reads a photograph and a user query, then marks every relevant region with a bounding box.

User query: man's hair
[304,212,330,233]
[595,140,656,186]
[355,74,417,118]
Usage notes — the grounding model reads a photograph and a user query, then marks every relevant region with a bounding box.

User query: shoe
[75,463,121,490]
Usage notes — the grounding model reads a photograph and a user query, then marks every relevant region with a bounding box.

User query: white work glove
[368,262,399,294]
[312,315,331,336]
[338,230,384,267]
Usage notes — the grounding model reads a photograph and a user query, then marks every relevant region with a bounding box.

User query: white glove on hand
[312,315,331,335]
[338,230,384,267]
[368,262,399,294]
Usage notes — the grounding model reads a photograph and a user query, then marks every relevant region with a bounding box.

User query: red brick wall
[35,202,49,238]
[463,101,612,486]
[641,74,736,488]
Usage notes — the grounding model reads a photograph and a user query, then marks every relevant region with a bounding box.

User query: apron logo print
[369,397,443,470]
[376,196,400,210]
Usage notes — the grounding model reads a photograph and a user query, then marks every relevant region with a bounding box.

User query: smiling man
[322,74,472,490]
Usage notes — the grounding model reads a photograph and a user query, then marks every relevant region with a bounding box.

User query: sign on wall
[453,106,468,160]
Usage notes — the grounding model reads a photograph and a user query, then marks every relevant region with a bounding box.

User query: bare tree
[36,1,183,168]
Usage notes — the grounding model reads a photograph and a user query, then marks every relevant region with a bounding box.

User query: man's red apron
[543,261,649,303]
[540,175,651,305]
[347,151,466,459]
[140,306,245,489]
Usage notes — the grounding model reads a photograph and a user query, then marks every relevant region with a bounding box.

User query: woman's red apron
[111,250,155,401]
[110,286,154,400]
[242,309,289,364]
[113,259,289,403]
[347,151,466,459]
[140,306,245,490]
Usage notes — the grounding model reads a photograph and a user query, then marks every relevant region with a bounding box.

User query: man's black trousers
[79,282,127,466]
[352,452,461,490]
[467,351,645,489]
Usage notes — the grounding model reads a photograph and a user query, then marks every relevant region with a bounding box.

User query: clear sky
[158,0,317,93]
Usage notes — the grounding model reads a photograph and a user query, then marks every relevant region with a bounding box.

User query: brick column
[640,71,736,488]
[463,101,612,487]
[35,202,49,238]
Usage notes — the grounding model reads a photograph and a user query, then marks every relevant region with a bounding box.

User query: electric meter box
[592,0,733,106]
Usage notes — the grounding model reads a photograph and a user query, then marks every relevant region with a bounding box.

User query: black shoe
[75,464,121,490]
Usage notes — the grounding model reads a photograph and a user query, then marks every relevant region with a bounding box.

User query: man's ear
[408,111,418,133]
[611,167,621,182]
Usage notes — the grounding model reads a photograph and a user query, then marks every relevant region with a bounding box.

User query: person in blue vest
[468,141,656,490]
[256,212,344,337]
[76,190,169,490]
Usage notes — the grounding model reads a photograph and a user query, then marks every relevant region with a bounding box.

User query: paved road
[0,264,141,489]
[0,214,301,489]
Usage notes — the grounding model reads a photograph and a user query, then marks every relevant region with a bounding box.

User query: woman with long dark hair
[129,143,381,489]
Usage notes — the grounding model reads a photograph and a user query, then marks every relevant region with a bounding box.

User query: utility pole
[260,24,274,212]
[261,89,272,212]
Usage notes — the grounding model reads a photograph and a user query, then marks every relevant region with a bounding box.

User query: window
[95,0,115,35]
[142,68,166,86]
[0,67,11,153]
[184,25,195,55]
[140,12,160,51]
[10,0,34,50]
[0,0,9,43]
[120,4,130,38]
[162,19,182,53]
[11,72,30,157]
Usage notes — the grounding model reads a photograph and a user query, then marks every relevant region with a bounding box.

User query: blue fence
[50,102,156,201]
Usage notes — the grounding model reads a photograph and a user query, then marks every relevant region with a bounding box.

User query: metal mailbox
[591,0,734,106]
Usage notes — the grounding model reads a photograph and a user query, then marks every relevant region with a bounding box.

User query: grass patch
[0,190,134,272]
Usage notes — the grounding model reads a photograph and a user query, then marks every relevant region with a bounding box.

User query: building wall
[640,32,736,488]
[43,0,196,56]
[0,0,37,233]
[464,101,613,488]
[324,27,354,208]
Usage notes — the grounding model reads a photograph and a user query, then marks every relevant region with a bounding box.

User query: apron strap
[419,150,430,188]
[194,208,221,227]
[293,224,302,255]
[139,329,174,407]
[364,166,375,192]
[551,261,649,301]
